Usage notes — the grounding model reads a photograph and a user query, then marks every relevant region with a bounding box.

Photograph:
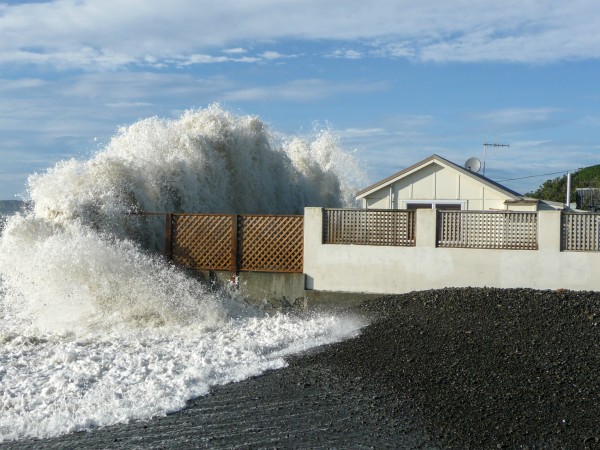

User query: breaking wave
[0,105,365,442]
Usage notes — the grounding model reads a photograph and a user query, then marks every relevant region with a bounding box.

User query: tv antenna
[482,141,509,176]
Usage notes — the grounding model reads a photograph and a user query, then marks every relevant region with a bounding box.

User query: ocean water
[0,201,26,217]
[0,201,26,232]
[0,106,365,442]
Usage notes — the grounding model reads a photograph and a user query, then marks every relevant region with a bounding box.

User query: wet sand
[5,287,600,449]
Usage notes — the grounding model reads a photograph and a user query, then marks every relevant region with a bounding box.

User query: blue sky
[1,0,600,199]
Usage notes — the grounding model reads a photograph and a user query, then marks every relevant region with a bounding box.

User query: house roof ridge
[355,154,523,200]
[355,154,436,197]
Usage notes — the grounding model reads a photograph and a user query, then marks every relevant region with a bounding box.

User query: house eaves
[355,155,437,198]
[356,154,523,200]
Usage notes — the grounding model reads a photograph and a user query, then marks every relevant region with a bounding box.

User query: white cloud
[475,107,564,131]
[1,0,599,69]
[370,42,415,59]
[260,51,289,60]
[170,51,292,66]
[178,54,236,65]
[222,79,388,102]
[342,127,386,137]
[0,71,241,154]
[0,78,47,91]
[223,48,247,54]
[329,49,363,59]
[105,102,154,108]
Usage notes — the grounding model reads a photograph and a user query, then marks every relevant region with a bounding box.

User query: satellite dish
[464,157,481,173]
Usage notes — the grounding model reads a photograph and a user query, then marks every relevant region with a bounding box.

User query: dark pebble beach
[5,287,600,449]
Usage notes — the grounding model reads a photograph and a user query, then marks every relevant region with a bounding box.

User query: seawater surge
[0,105,365,442]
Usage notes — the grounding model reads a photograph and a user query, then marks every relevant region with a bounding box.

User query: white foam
[0,313,363,441]
[0,106,365,442]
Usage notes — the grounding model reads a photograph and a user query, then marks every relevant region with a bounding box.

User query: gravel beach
[5,287,600,449]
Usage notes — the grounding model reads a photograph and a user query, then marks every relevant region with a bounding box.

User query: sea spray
[0,106,365,442]
[0,216,227,333]
[26,105,363,248]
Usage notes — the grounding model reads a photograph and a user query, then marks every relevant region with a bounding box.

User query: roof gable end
[356,154,522,200]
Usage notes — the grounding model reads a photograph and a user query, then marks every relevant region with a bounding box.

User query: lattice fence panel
[237,215,304,272]
[324,209,415,246]
[171,214,233,270]
[437,211,538,250]
[562,213,600,251]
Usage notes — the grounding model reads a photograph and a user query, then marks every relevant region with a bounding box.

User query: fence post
[164,213,173,259]
[230,214,239,284]
[415,209,437,248]
[303,207,324,290]
[538,210,561,252]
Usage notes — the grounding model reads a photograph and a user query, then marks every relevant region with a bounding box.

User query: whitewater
[0,105,365,442]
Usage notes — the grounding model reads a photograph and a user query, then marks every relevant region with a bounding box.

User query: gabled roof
[356,154,523,200]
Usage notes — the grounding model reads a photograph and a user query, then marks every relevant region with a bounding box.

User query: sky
[1,0,600,200]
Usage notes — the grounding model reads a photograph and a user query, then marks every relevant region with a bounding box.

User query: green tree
[526,165,600,207]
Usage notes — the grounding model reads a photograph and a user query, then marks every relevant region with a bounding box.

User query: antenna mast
[482,141,509,176]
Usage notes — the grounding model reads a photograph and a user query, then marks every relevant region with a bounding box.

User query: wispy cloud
[342,127,386,137]
[0,70,239,186]
[105,102,154,109]
[223,48,247,55]
[260,51,290,60]
[1,0,599,69]
[223,79,388,102]
[1,1,598,199]
[475,107,564,131]
[165,51,293,66]
[0,71,389,186]
[329,49,364,59]
[0,78,48,91]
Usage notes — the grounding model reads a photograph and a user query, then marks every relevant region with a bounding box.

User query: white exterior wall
[366,196,389,209]
[505,203,539,212]
[363,162,512,211]
[304,207,600,294]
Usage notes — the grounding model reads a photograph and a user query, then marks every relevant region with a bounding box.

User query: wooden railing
[437,210,538,250]
[562,213,600,251]
[168,213,304,273]
[324,209,416,246]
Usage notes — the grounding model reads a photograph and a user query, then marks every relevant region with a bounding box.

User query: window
[406,203,433,210]
[404,200,465,210]
[437,203,462,211]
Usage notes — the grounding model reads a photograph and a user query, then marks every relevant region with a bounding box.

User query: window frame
[403,200,466,210]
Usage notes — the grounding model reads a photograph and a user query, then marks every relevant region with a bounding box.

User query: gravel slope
[342,287,600,448]
[5,287,600,449]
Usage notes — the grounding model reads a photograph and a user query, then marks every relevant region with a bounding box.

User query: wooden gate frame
[165,213,304,276]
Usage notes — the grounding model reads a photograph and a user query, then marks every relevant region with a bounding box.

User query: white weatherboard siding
[365,162,509,210]
[358,155,529,211]
[304,208,600,294]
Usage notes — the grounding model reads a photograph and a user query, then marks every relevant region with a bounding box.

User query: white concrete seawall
[304,207,600,294]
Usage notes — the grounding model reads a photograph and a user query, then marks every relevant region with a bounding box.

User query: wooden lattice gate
[167,213,304,273]
[237,215,304,272]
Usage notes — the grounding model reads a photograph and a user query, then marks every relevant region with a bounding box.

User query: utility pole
[566,172,571,209]
[482,142,509,176]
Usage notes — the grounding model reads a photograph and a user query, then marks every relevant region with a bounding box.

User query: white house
[356,154,565,211]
